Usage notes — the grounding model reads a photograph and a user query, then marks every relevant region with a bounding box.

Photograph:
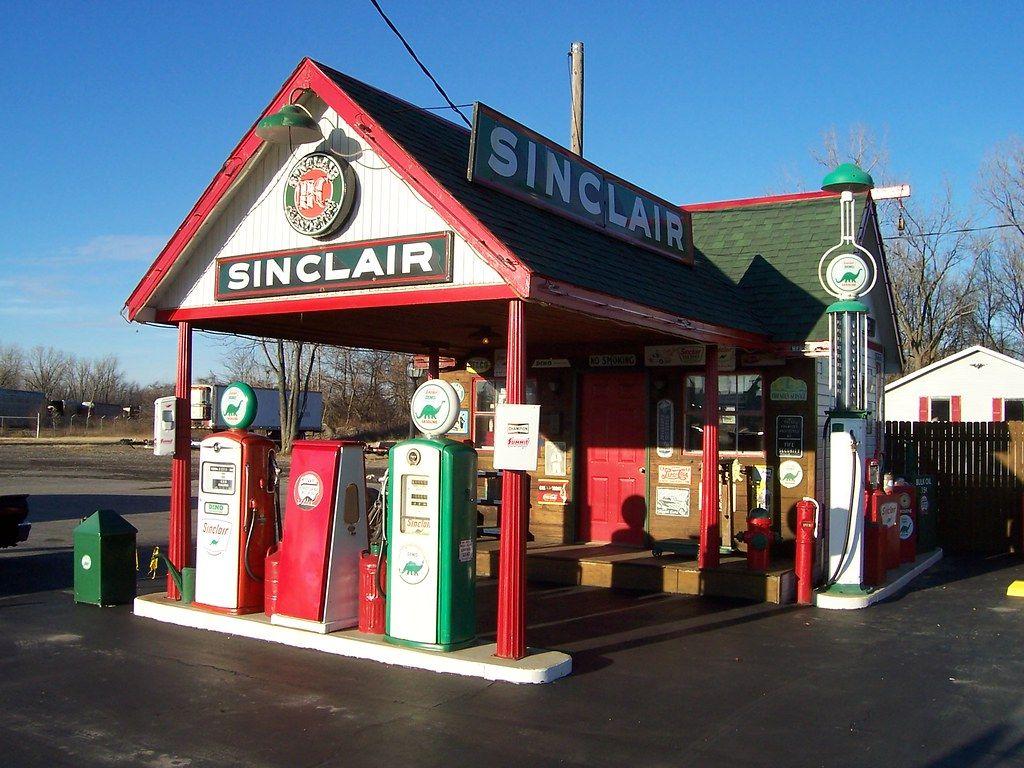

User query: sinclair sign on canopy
[468,103,693,264]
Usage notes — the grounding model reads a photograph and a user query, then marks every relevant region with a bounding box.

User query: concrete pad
[814,548,944,609]
[133,594,572,684]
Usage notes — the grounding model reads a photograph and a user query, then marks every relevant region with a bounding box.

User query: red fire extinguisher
[736,508,775,571]
[359,547,386,634]
[795,498,818,605]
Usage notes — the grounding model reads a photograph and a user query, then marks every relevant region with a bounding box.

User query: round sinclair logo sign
[294,471,324,509]
[220,381,257,430]
[825,253,870,297]
[283,152,357,238]
[410,379,460,437]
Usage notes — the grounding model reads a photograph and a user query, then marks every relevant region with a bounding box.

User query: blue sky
[1,1,1021,383]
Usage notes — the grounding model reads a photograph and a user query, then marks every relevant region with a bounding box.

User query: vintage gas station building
[125,58,902,660]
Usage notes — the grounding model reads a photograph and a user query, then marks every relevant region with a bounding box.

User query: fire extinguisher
[795,497,819,605]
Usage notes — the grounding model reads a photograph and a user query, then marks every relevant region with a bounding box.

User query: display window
[472,377,538,449]
[683,373,765,454]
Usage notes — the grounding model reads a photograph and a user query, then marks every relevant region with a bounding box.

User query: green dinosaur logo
[416,401,447,420]
[402,560,423,576]
[839,268,863,285]
[224,402,241,418]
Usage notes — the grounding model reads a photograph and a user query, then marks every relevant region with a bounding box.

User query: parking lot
[3,444,1024,767]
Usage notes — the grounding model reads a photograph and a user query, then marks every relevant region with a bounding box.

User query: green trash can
[73,510,138,606]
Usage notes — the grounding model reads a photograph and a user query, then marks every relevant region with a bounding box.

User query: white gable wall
[885,348,1024,421]
[149,99,502,311]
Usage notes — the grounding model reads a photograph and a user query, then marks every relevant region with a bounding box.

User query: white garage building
[885,345,1024,422]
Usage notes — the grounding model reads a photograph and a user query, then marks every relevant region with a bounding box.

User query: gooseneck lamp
[256,101,322,145]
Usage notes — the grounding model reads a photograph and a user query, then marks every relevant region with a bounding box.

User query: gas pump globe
[817,164,878,593]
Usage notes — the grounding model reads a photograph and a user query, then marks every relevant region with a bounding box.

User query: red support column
[427,347,439,380]
[168,322,193,598]
[496,299,527,660]
[699,344,720,569]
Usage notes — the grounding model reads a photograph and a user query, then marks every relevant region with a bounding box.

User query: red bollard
[736,508,774,572]
[795,498,818,604]
[358,549,386,634]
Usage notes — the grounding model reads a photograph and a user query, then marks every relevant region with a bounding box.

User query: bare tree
[0,344,24,389]
[974,136,1024,355]
[812,124,891,180]
[22,346,71,398]
[885,186,979,370]
[262,340,318,454]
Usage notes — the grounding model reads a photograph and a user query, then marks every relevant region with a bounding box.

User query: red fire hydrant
[737,508,775,571]
[795,498,818,604]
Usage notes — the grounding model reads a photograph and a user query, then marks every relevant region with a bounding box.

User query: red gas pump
[864,490,898,587]
[895,482,917,565]
[795,498,818,605]
[736,508,775,571]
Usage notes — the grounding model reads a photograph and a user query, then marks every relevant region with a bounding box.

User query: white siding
[885,348,1024,422]
[149,102,502,311]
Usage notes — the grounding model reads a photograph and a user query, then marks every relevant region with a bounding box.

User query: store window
[472,378,538,449]
[1005,399,1024,421]
[683,374,764,453]
[930,398,950,422]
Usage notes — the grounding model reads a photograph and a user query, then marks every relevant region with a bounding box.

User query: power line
[367,0,471,128]
[882,222,1019,240]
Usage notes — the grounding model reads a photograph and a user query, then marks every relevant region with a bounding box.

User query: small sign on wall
[655,487,690,517]
[493,403,541,471]
[658,465,692,485]
[537,479,568,505]
[544,439,567,476]
[776,415,803,458]
[589,354,637,367]
[770,376,808,401]
[656,399,674,458]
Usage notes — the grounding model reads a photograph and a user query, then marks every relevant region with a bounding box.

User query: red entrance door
[579,372,647,545]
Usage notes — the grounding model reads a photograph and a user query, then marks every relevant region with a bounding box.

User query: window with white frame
[683,374,764,453]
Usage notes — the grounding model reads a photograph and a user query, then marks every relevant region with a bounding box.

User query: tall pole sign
[818,164,877,415]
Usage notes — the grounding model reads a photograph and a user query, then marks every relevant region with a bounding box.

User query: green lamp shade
[821,163,874,193]
[256,105,322,145]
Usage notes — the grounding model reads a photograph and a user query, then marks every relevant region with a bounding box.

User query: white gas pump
[817,165,878,594]
[385,379,477,651]
[193,383,279,615]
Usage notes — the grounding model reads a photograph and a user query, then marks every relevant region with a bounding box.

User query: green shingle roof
[320,63,867,344]
[690,195,866,342]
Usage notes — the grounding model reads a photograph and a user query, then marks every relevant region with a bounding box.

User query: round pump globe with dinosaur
[220,381,258,430]
[825,252,870,296]
[409,379,460,437]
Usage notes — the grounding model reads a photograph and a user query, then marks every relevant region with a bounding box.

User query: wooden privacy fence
[884,421,1024,555]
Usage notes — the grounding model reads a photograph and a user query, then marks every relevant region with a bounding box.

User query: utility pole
[569,41,584,156]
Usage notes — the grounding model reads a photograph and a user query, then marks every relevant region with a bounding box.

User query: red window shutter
[918,396,929,421]
[951,395,962,422]
[993,397,1004,422]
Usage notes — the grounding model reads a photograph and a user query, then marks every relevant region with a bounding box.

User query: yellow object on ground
[1006,581,1024,597]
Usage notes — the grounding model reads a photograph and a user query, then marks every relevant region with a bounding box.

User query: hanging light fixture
[256,97,322,145]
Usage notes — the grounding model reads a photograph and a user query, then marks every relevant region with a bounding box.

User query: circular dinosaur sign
[825,253,870,297]
[779,459,804,489]
[220,382,257,430]
[410,379,460,437]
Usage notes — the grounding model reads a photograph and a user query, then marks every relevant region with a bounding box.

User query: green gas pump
[384,380,478,651]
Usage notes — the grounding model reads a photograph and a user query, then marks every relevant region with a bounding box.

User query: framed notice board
[776,415,803,458]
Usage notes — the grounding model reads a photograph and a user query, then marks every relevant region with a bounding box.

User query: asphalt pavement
[2,445,1024,767]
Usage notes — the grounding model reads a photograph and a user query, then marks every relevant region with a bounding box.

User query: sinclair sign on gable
[214,232,453,300]
[467,103,693,264]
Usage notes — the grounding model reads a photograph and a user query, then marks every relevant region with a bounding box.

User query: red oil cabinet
[895,482,917,565]
[272,441,368,633]
[865,490,898,587]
